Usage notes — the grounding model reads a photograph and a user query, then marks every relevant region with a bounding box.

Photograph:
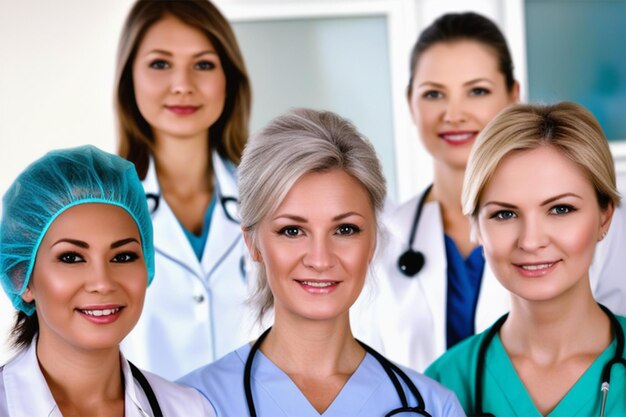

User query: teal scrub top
[425,315,626,416]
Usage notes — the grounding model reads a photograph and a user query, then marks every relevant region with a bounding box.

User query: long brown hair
[115,0,251,178]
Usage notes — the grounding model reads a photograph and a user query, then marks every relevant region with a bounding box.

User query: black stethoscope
[129,361,163,416]
[473,304,626,417]
[397,184,433,277]
[244,327,432,417]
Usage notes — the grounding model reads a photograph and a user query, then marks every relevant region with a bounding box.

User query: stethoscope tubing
[474,304,624,417]
[243,327,431,416]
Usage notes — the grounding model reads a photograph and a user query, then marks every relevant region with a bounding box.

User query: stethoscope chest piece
[398,249,425,277]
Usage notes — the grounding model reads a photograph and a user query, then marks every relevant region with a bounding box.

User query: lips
[165,105,200,115]
[295,279,339,294]
[438,131,478,146]
[76,305,125,324]
[514,261,560,277]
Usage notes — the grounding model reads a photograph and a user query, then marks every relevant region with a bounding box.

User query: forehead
[414,40,501,84]
[44,204,139,240]
[137,15,214,53]
[482,146,594,203]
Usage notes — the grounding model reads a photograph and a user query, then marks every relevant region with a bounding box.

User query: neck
[153,133,212,196]
[260,311,364,378]
[502,281,611,361]
[35,333,123,410]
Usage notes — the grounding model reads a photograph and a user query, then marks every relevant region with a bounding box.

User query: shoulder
[139,369,217,416]
[425,330,485,382]
[177,346,247,401]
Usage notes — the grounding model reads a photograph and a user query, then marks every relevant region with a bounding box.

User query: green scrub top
[425,314,626,416]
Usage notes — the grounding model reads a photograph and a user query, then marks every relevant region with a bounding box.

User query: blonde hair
[239,108,386,323]
[115,0,251,178]
[463,102,621,220]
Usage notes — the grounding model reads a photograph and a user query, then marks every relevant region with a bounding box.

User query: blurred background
[1,0,625,363]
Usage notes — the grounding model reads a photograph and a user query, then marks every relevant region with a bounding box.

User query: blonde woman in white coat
[115,0,255,380]
[0,146,214,417]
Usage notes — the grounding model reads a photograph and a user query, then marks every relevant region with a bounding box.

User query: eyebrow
[51,237,140,249]
[482,193,583,209]
[272,212,365,222]
[417,78,495,90]
[144,49,217,58]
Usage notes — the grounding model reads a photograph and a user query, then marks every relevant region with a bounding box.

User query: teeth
[301,281,335,288]
[81,308,120,316]
[521,263,552,271]
[442,133,473,142]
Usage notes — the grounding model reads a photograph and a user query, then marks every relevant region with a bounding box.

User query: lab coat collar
[2,342,151,417]
[3,342,59,417]
[144,152,242,280]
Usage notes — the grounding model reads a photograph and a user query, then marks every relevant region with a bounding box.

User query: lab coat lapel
[3,342,60,417]
[143,160,204,279]
[200,153,242,281]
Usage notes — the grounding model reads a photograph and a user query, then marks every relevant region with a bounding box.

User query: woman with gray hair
[179,108,464,416]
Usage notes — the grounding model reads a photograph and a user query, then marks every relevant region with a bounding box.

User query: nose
[517,216,549,252]
[443,95,467,124]
[170,68,195,95]
[84,262,117,294]
[302,235,335,272]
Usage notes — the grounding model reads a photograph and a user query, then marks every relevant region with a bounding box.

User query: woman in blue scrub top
[426,102,626,416]
[180,108,465,417]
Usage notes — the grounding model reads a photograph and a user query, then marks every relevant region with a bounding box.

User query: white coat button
[193,294,205,303]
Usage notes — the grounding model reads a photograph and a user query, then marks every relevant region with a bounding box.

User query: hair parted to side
[115,0,251,178]
[462,102,621,221]
[239,108,387,323]
[407,12,515,95]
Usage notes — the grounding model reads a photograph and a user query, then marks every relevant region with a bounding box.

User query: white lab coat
[352,190,626,372]
[122,152,256,380]
[0,342,215,416]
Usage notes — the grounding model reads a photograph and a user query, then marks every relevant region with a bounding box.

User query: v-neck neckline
[242,344,383,416]
[488,333,617,416]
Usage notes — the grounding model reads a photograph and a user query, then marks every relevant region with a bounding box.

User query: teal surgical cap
[0,145,154,315]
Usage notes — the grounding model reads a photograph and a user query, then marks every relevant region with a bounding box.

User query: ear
[510,81,521,103]
[598,202,615,241]
[21,286,35,303]
[242,227,262,263]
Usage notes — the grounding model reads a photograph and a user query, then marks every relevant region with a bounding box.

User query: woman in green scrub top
[425,102,626,417]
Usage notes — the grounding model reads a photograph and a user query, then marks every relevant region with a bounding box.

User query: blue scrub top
[444,235,485,348]
[179,343,466,416]
[180,194,216,261]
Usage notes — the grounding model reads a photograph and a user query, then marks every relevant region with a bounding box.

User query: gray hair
[239,108,386,323]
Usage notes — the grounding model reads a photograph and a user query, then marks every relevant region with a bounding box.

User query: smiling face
[246,169,377,323]
[22,203,148,352]
[475,146,613,303]
[408,40,518,171]
[132,15,226,143]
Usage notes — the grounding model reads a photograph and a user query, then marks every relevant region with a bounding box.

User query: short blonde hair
[463,102,621,219]
[239,108,386,323]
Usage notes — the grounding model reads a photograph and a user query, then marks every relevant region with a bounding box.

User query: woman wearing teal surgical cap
[0,145,214,416]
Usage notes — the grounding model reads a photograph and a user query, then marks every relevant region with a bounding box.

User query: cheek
[560,219,599,257]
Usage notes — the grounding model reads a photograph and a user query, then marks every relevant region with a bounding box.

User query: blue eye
[149,60,170,70]
[195,60,216,71]
[550,205,575,215]
[112,252,140,263]
[59,252,84,263]
[337,224,361,236]
[491,210,516,220]
[422,90,443,100]
[470,87,491,96]
[278,226,302,237]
